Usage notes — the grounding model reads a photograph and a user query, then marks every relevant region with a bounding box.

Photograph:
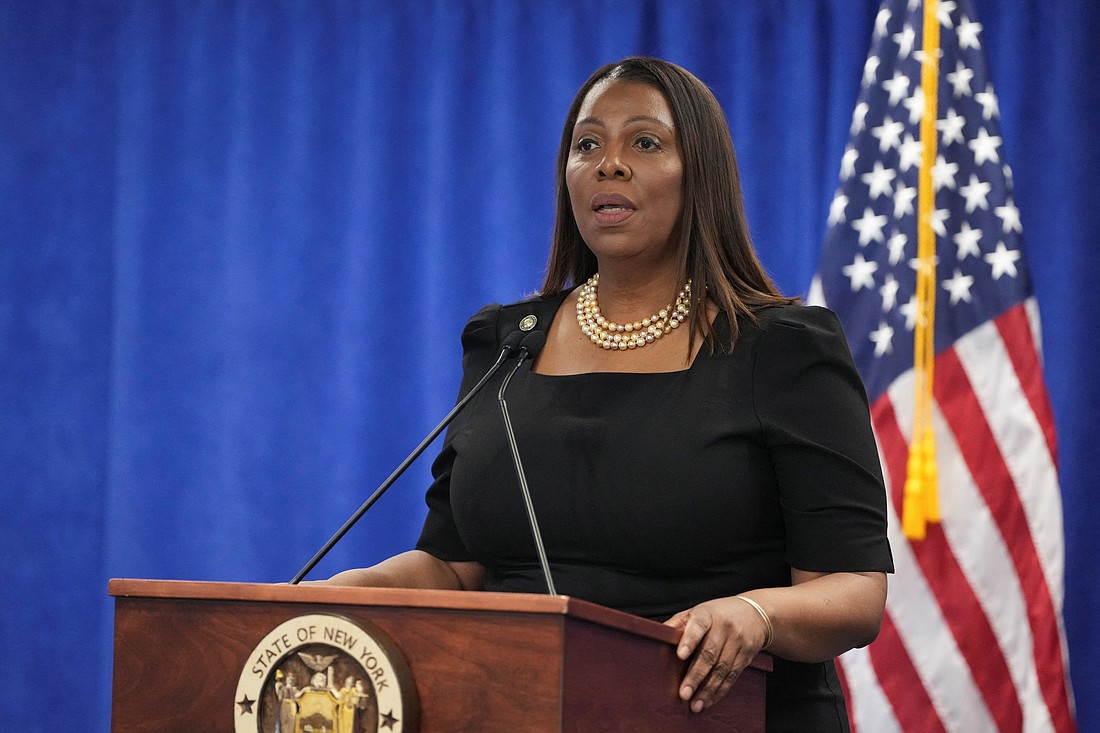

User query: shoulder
[743,304,850,354]
[739,304,861,379]
[461,292,568,352]
[750,303,844,334]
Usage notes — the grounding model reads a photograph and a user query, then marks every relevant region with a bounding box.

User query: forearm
[743,570,886,662]
[322,550,485,592]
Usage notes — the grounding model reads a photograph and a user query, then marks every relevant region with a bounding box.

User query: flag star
[985,242,1021,279]
[871,116,906,152]
[894,26,916,58]
[959,174,992,213]
[841,147,860,180]
[953,221,983,259]
[862,161,897,199]
[842,253,879,291]
[995,199,1023,233]
[875,8,892,37]
[931,155,959,191]
[864,55,882,85]
[957,16,983,49]
[898,133,923,171]
[887,230,908,264]
[969,127,1002,165]
[1003,163,1014,186]
[943,268,975,304]
[899,294,918,330]
[882,72,911,106]
[930,208,950,237]
[829,193,850,225]
[902,85,925,125]
[851,207,889,245]
[946,61,975,97]
[870,321,895,356]
[975,84,999,120]
[893,184,917,218]
[880,273,901,311]
[937,108,967,146]
[851,102,870,134]
[909,253,941,277]
[913,47,944,65]
[938,0,957,28]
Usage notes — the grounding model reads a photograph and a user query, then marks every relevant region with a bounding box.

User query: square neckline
[528,291,726,378]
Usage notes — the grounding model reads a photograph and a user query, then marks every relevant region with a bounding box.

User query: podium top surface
[109,577,677,642]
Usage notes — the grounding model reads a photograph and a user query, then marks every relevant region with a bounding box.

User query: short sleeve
[752,306,894,573]
[415,303,502,562]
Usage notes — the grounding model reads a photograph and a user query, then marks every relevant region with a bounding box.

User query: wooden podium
[109,579,770,732]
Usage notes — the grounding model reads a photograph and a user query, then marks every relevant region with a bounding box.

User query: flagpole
[903,0,942,541]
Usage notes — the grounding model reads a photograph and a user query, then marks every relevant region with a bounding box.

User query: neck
[592,261,684,324]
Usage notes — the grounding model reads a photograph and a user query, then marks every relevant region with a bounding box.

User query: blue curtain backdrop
[2,1,1097,730]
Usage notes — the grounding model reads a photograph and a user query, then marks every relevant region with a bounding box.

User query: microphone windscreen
[518,330,547,359]
[500,329,525,355]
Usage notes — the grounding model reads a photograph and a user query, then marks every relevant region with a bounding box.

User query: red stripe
[868,610,948,733]
[995,303,1059,464]
[872,397,1023,732]
[935,348,1077,733]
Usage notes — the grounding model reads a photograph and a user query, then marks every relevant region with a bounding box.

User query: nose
[596,147,631,180]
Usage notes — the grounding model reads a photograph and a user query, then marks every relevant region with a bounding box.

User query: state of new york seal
[234,613,417,733]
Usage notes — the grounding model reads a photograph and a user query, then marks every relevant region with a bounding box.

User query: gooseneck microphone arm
[289,329,528,584]
[497,331,557,595]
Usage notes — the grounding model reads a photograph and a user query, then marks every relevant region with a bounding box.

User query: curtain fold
[1,1,1096,730]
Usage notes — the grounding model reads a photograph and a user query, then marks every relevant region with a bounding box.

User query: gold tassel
[921,425,940,522]
[903,434,927,540]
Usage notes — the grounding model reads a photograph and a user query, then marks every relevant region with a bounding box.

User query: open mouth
[590,194,637,219]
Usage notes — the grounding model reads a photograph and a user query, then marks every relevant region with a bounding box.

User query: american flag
[810,0,1077,730]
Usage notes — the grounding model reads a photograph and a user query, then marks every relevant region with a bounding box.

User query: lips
[590,193,637,225]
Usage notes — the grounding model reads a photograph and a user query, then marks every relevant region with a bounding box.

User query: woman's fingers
[688,640,759,711]
[670,598,763,712]
[667,607,709,660]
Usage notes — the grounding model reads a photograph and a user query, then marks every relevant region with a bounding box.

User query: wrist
[734,594,774,650]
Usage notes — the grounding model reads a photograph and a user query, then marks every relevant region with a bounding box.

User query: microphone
[496,330,557,595]
[289,328,528,583]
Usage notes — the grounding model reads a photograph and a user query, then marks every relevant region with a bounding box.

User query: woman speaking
[323,56,893,732]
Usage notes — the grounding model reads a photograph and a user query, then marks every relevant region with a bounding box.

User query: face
[566,79,684,267]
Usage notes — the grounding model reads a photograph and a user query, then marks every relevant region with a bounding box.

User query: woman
[325,57,892,731]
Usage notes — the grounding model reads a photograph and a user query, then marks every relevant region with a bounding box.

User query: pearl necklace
[575,273,692,350]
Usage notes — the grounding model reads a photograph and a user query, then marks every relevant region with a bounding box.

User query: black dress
[416,294,894,732]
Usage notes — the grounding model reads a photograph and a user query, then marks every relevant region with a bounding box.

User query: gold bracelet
[735,595,774,650]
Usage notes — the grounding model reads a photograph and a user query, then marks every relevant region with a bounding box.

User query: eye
[635,136,661,151]
[574,137,599,153]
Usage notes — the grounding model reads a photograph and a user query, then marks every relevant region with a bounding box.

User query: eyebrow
[574,114,674,131]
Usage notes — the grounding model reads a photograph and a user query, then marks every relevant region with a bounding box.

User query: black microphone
[496,330,557,595]
[289,328,528,583]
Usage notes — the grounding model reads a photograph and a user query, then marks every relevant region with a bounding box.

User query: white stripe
[952,317,1066,611]
[879,381,998,732]
[807,275,826,307]
[1024,296,1045,363]
[838,646,903,733]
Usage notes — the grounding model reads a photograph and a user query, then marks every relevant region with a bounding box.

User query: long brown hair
[541,56,797,352]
